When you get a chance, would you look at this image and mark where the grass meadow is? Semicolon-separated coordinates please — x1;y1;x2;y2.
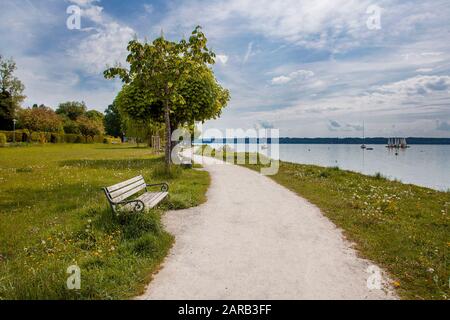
0;144;210;299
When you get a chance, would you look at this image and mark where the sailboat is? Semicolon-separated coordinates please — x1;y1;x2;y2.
361;121;366;149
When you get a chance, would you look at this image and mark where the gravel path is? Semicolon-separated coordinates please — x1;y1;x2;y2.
138;154;396;300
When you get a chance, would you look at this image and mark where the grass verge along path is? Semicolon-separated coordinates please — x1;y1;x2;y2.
0;144;209;299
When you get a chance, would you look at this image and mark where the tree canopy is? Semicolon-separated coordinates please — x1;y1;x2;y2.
0;55;25;130
104;103;123;138
114;67;229;130
104;26;230;167
56;101;87;121
76;115;104;139
18;105;63;133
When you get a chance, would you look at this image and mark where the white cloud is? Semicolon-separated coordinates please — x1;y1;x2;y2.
216;54;229;65
421;52;443;57
375;75;450;96
271;69;314;85
243;42;254;63
416;68;433;73
68;2;135;74
81;5;104;24
271;75;291;85
160;0;375;50
68;0;99;6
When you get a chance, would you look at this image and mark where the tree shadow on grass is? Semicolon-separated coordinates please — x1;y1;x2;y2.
59;158;162;169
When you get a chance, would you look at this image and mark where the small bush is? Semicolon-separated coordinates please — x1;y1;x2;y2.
0;133;6;147
103;137;121;144
30;132;40;142
0;131;12;142
86;136;94;144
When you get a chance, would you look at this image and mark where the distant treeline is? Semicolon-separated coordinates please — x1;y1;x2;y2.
279;137;450;145
199;137;450;145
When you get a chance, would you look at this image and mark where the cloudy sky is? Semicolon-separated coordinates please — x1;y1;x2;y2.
1;0;450;137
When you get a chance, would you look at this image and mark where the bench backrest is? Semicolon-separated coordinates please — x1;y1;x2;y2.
105;175;146;203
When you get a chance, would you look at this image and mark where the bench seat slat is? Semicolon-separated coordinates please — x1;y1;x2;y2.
110;179;146;199
107;175;144;193
113;183;146;202
145;192;168;208
138;192;160;203
121;192;168;211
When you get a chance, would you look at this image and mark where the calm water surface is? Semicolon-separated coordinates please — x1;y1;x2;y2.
206;143;450;191
277;144;450;191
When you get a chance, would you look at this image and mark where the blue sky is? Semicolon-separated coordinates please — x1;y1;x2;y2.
1;0;450;137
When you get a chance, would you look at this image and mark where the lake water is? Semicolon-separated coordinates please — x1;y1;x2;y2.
205;143;450;191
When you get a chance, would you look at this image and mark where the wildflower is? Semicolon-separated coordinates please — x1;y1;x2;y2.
427;268;435;273
41;240;46;245
393;281;400;288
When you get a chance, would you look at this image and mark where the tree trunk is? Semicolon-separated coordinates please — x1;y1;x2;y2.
170;126;177;152
164;99;171;169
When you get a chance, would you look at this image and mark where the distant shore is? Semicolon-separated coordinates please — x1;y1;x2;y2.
198;137;450;145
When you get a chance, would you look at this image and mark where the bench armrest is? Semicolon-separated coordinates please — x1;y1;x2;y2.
115;199;145;213
146;182;169;192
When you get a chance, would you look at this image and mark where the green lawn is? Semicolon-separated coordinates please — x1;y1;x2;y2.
0;144;210;299
200;147;450;300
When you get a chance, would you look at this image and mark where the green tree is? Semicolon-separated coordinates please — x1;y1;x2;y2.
56;101;87;121
76;115;104;141
0;55;26;130
104;103;124;138
86;110;104;122
61;116;80;134
0;91;15;130
18;105;63;133
114;69;229;149
104;27;225;168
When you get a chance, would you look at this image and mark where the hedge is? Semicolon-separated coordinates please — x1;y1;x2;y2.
0;130;118;145
0;130;30;143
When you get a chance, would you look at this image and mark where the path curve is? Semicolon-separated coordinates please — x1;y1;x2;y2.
138;154;396;300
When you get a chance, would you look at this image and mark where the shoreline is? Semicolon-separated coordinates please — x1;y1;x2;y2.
197;143;450;191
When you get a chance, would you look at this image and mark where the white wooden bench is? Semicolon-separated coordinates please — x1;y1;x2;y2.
103;175;169;213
